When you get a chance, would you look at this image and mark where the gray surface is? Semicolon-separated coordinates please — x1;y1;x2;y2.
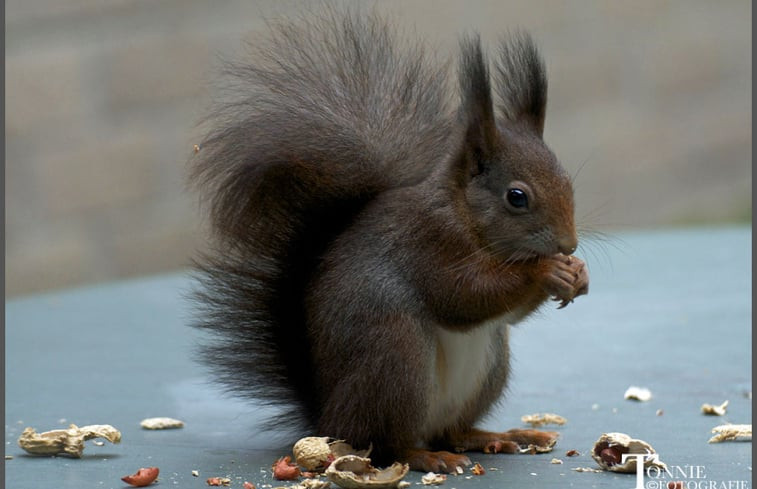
5;226;752;488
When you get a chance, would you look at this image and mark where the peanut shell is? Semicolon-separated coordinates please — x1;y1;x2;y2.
325;455;408;489
591;432;666;473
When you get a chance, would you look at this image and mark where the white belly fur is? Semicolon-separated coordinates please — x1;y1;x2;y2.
422;317;509;439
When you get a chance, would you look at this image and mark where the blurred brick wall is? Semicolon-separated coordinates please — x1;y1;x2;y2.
5;1;751;296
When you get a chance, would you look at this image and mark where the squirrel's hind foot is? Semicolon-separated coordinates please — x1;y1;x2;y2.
400;448;472;474
445;428;559;454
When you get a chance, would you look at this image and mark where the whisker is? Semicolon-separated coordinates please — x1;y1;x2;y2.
576;226;627;271
444;240;503;273
569;151;596;187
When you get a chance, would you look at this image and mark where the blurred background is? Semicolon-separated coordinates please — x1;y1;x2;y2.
5;0;751;297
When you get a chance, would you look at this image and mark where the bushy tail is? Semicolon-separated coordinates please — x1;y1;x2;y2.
189;8;451;430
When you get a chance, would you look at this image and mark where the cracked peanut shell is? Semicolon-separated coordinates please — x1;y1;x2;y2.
18;424;121;457
591;432;666;473
325;455;408;489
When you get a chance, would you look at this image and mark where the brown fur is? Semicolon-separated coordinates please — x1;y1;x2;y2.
190;8;588;472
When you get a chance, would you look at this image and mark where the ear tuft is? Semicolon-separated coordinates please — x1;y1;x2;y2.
458;34;497;155
494;31;548;136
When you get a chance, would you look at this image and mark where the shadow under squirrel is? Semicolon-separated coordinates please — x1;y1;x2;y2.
190;9;589;473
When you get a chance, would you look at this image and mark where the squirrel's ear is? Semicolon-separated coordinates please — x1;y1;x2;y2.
493;31;547;137
456;35;497;181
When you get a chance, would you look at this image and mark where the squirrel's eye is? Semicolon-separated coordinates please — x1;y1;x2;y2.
506;188;528;209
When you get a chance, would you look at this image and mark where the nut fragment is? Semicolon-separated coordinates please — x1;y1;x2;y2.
325;455;409;489
122;467;159;487
299;479;331;489
140;417;184;430
17;424;121;457
550;458;563;464
273;456;303;480
708;424;752;443
471;462;485;475
520;413;567;427
518;441;557;454
206;477;231;486
243;483;256;489
591;433;666;473
624;386;652;402
565;449;580;457
294;437;371;471
294;437;333;470
420;472;446;486
599;447;622;466
701;400;729;416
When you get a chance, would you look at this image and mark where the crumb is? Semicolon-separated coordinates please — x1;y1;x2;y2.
272;456;301;480
121;467;160;487
421;472;446;485
520;413;567;427
140;417;184;430
708;424;752;443
624;386;652;402
701;400;729;416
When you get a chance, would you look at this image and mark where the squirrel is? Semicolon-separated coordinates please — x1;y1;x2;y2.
190;8;589;473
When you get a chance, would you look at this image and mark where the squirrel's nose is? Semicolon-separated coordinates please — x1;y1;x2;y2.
557;235;578;255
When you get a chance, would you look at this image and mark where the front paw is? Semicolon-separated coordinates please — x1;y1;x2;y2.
542;255;589;308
